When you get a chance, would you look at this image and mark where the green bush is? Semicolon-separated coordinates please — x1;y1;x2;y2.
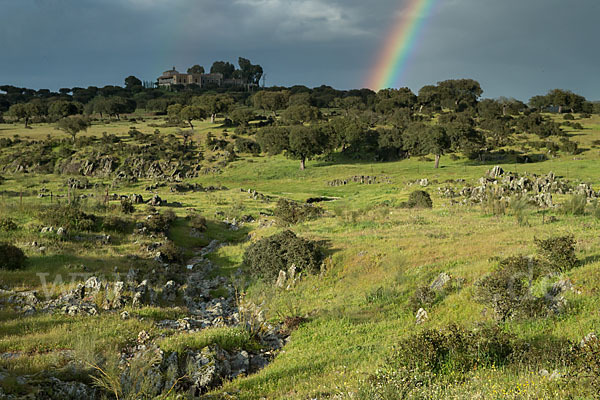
274;198;323;225
187;213;207;232
235;137;261;155
39;204;96;232
402;190;433;209
0;217;18;231
559;138;579;154
535;235;578;272
361;324;518;398
475;256;543;321
120;198;135;214
143;211;176;234
158;240;182;263
0;243;27;270
563;114;575;120
409;285;437;311
243;230;323;280
570;336;600;396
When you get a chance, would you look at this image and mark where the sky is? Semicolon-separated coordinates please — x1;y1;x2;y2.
0;0;598;101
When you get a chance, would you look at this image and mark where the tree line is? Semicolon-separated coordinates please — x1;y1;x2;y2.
1;76;599;169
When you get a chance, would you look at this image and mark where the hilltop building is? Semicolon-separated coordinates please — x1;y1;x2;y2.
157;67;246;88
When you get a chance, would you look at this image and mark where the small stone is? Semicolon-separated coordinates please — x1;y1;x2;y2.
430;272;452;292
137;330;150;344
120;311;130;320
415;308;428;325
275;270;287;288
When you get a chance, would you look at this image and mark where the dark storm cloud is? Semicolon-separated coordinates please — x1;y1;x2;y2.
0;0;598;100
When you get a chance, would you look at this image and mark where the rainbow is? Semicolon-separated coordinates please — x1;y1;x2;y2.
366;0;439;91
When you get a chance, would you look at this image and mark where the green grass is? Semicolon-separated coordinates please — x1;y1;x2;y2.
0;114;600;398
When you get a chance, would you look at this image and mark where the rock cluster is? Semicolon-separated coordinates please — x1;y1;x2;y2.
327;175;392;187
241;188;271;202
170;183;228;193
438;166;599;207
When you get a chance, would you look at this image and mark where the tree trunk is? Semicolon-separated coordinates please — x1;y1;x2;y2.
434;154;441;169
188;121;194;131
211;114;215;123
300;157;306;170
419;105;424;113
558;105;563;114
24;118;29;128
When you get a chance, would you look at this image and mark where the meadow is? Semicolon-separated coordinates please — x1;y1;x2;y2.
0;111;600;399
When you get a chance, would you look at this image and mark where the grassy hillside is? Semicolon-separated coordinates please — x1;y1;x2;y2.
0;113;599;399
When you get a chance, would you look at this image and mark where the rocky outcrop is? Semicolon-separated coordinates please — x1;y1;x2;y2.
439;167;600;207
328;175;392;187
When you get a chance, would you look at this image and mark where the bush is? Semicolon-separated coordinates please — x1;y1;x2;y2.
39;205;96;232
158;240;182;263
475;256;543;321
235;137;261;155
402;190;433;209
0;243;27;270
102;215;130;233
535;235;578;272
187;213;208;232
243;230;323;280
273;198;323;225
563;114;575;120
559;138;579;154
373;324;517;392
120;198;135;214
571;336;600;396
143;212;176;234
0;217;18;231
409;285;436;311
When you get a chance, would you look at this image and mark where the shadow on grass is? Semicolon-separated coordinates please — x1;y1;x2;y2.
580;254;600;266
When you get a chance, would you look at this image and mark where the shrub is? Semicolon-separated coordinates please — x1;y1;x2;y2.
0;243;27;270
102;215;130;233
559;138;579;154
143;212;177;234
39;204;96;232
570;336;600;396
0;217;18;231
120;198;135;214
402;190;433;209
243;230;323;280
273;198;323;225
187;213;208;232
535;235;578;272
385;324;516;383
561;194;587;216
158;240;182;263
475;256;543;321
409;285;437;311
235;137;261;155
563;114;575;120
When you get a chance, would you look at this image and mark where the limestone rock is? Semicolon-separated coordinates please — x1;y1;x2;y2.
430;272;452;292
415;308;428;325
